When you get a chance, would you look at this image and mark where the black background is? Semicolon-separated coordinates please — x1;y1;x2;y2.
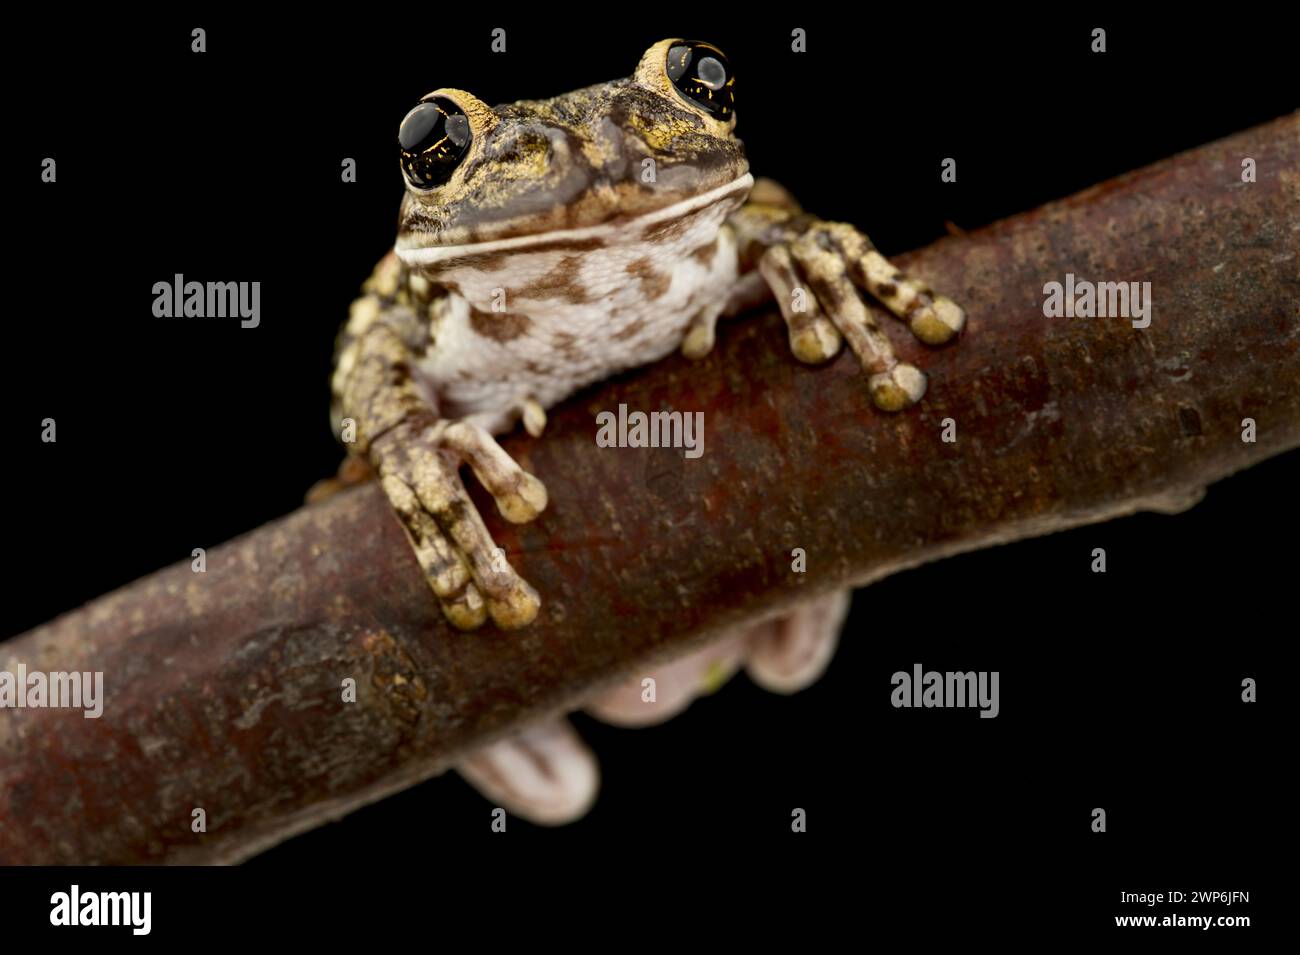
5;10;1291;943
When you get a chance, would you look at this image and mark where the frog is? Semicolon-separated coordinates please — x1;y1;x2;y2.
329;38;966;634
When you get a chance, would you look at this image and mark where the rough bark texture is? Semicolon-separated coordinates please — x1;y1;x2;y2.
2;114;1297;865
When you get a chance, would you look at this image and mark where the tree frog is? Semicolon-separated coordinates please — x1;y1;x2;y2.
330;39;965;633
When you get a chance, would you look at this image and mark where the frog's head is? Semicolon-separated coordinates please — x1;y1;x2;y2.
395;39;751;261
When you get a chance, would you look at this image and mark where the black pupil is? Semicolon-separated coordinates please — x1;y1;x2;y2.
399;98;471;188
666;42;733;120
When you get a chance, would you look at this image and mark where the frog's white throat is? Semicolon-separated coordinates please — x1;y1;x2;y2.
396;173;754;267
408;172;752;422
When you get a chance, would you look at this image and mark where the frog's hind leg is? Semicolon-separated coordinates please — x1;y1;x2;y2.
456;718;600;826
744;589;848;693
583;589;847;726
453;589;847;824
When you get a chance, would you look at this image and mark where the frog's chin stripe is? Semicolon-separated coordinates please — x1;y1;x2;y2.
396;173;754;267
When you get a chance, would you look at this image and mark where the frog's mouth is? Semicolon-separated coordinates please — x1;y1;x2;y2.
396;173;754;268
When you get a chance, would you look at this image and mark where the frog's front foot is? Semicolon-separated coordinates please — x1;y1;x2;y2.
729;186;966;411
765;221;964;410
370;419;547;630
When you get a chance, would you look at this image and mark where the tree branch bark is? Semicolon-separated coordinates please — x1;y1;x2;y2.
2;114;1297;864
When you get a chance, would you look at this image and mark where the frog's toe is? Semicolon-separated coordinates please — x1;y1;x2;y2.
498;472;548;525
680;301;726;359
757;244;843;364
440;582;490;630
909;295;966;345
520;397;547;438
868;363;927;412
439;420;548;525
486;578;541;630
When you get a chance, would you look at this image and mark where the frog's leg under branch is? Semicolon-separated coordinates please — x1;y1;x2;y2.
726;179;966;412
334;263;544;630
456;719;600;826
457;589;847;825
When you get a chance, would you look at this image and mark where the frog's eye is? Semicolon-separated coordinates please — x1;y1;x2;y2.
665;41;734;120
399;97;472;189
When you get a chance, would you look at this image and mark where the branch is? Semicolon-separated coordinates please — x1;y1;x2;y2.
2;115;1297;864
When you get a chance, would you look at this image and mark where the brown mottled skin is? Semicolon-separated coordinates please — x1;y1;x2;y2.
327;39;966;631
